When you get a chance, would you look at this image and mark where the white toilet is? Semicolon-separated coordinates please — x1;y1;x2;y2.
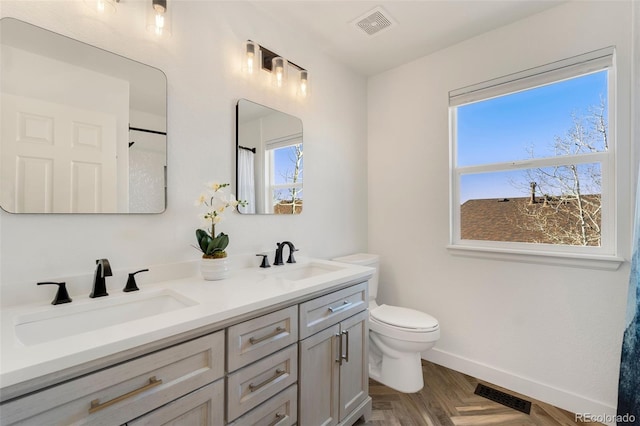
333;253;440;393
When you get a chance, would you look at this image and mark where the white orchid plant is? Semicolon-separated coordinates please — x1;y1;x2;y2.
194;183;247;259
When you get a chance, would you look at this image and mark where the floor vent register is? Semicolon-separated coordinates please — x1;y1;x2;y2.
474;383;532;414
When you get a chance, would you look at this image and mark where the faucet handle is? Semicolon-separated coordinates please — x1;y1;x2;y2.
124;269;149;292
256;254;271;268
37;281;72;305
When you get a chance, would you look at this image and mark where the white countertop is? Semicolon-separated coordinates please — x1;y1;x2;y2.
0;258;373;394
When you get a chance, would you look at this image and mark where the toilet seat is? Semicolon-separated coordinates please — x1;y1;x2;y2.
369;304;440;344
370;304;439;331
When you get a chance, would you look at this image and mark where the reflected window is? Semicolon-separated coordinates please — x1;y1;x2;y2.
267;142;303;214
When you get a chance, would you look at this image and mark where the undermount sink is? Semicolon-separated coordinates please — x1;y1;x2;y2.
14;289;198;346
268;262;347;281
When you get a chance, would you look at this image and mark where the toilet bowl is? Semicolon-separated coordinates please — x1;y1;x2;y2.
333;253;440;393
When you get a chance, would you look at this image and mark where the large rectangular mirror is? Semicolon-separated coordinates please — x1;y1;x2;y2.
236;99;303;214
0;18;167;214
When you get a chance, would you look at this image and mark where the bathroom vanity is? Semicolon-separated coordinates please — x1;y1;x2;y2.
0;258;373;426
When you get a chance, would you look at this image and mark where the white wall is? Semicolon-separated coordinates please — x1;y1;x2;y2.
368;0;636;417
0;1;368;304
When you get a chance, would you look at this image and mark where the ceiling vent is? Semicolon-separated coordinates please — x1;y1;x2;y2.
352;6;396;37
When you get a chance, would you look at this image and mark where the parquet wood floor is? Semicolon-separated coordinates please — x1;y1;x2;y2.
355;360;603;426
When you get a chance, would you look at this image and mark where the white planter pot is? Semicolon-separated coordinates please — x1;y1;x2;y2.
200;257;230;281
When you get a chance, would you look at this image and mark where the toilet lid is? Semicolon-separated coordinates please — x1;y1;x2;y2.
370;304;439;330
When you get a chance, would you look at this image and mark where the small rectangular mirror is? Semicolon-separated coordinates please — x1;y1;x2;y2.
0;18;167;214
236;99;303;214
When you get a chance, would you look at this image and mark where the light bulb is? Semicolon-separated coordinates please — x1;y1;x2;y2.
271;57;287;88
247;54;254;74
298;70;309;98
147;0;170;36
154;12;165;35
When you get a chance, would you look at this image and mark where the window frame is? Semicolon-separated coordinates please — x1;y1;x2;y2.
448;47;623;269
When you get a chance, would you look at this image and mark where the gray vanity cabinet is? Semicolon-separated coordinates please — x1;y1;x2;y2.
0;281;371;426
0;332;225;426
298;283;370;426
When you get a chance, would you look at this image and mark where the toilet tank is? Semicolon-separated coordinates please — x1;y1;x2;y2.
332;253;380;300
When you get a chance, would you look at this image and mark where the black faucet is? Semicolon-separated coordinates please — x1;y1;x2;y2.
90;259;112;298
274;241;298;266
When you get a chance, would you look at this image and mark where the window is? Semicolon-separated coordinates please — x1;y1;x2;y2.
449;47;617;261
265;139;303;214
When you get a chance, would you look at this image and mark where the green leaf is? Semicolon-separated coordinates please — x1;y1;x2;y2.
196;229;212;253
210;232;229;252
206;239;219;254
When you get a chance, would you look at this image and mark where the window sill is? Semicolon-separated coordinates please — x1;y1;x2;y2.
446;244;625;271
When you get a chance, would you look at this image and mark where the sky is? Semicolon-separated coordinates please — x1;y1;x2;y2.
274;144;303;187
456;70;608;203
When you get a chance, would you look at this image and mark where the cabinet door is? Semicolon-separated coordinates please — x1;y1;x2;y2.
127;380;224;426
299;324;340;426
338;310;369;422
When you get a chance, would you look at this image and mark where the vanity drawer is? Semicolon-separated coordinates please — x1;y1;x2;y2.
127;379;224;425
299;282;368;339
228;305;298;372
228;384;297;426
1;332;224;426
227;344;298;422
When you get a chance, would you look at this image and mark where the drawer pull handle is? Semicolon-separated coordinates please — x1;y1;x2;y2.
342;330;350;363
249;369;286;392
335;333;343;365
89;376;162;414
328;300;353;313
268;412;286;426
249;326;285;345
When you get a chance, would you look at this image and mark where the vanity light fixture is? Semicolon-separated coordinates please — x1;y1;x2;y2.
243;40;310;98
243;40;261;75
147;0;171;36
84;0;118;14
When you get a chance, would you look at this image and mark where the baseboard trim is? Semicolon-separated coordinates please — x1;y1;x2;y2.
423;348;617;425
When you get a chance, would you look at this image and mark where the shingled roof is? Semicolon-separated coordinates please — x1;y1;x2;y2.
460;194;601;246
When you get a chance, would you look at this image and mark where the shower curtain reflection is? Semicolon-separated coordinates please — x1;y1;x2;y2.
238;146;256;214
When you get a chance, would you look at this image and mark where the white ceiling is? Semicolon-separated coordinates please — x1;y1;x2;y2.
249;1;565;76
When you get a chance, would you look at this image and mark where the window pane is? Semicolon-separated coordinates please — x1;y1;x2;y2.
460;164;601;246
273;144;303;185
271;143;303;214
456;71;608;167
